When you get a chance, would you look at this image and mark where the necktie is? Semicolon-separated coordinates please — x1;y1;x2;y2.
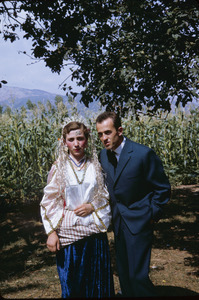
110;151;117;172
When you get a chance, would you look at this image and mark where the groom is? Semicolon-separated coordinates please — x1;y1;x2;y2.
96;111;171;297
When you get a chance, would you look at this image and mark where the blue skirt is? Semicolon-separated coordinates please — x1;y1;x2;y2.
56;232;115;298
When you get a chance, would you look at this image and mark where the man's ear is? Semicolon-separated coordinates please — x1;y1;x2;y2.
117;126;123;136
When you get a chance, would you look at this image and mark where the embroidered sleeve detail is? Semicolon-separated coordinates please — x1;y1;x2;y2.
90;195;111;232
40;164;65;235
92;211;107;232
41;203;64;234
94;202;109;212
90;202;95;212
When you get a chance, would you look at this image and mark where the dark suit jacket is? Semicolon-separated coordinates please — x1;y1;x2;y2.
100;138;171;235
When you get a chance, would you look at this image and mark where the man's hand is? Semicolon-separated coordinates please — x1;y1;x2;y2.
47;231;60;252
74;203;94;217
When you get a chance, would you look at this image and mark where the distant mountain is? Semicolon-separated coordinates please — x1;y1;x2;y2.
0;85;198;115
0;85;100;114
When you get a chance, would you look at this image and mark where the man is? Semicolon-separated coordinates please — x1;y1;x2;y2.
96;111;171;297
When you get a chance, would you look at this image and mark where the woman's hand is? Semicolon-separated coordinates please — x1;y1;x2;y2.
47;231;60;252
74;203;94;217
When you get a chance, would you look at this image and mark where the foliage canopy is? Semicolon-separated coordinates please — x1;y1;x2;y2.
1;0;199;115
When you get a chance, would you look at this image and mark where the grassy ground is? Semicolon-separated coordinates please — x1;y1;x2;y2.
0;184;199;298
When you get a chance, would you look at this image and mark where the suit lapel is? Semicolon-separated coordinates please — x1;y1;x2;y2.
114;138;134;184
101;149;115;184
103;138;134;183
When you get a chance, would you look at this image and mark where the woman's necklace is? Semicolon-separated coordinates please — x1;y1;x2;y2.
69;155;86;171
68;156;88;184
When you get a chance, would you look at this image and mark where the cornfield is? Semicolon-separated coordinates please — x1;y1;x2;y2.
0;99;198;207
122;108;199;186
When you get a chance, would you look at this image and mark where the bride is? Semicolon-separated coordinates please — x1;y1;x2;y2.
40;120;114;298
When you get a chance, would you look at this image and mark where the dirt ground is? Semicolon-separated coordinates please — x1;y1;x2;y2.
0;184;199;299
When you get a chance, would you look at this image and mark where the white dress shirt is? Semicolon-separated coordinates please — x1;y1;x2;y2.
113;136;126;162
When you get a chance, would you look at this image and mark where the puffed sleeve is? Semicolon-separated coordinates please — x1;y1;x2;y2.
40;163;65;235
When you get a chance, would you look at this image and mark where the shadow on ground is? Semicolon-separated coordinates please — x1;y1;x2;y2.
0;202;56;281
153;185;199;269
156;285;199;297
1;184;199;297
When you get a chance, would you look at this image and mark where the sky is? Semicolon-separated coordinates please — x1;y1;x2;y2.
0;30;81;96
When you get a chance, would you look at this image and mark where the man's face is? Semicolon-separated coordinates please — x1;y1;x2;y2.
96;118;123;151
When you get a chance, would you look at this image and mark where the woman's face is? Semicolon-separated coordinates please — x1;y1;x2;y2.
64;129;87;160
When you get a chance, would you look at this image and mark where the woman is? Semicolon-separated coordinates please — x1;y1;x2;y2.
40;120;114;298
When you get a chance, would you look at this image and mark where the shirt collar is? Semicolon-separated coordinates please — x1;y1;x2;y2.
113;136;126;157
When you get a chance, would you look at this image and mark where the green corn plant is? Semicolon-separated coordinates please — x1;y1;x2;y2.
0;103;198;207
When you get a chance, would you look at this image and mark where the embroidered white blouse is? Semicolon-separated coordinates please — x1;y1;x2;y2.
40;159;112;246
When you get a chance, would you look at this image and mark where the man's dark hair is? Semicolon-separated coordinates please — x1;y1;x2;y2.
96;111;121;130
